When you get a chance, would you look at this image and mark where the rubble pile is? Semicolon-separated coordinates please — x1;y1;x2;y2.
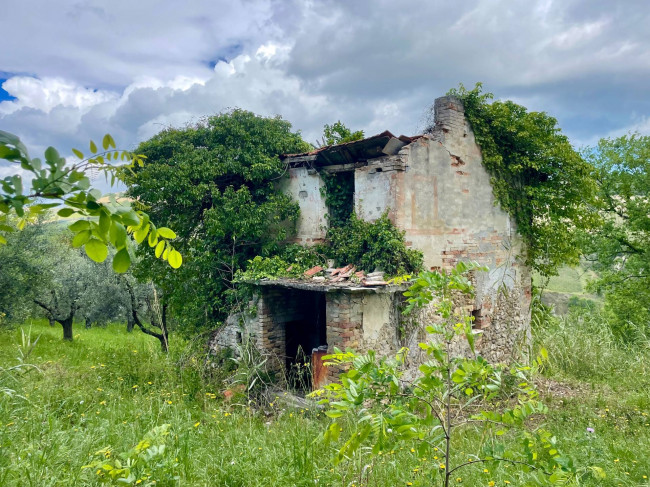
303;265;387;287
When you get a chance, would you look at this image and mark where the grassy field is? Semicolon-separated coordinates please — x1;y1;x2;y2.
1;319;649;486
535;266;598;295
533;265;601;315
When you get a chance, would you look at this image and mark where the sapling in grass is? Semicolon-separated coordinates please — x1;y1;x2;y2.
315;261;600;486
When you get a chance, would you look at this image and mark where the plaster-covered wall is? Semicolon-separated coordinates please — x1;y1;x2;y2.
354;156;402;222
354;97;531;363
279;166;328;244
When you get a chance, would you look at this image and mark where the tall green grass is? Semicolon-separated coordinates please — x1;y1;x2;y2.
0;318;649;486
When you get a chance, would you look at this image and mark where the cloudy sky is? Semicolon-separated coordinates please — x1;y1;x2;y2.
2;0;650;167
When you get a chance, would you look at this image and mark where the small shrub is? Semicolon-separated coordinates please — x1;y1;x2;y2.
83;424;179;486
315;262;595;486
325;212;423;276
236;245;327;281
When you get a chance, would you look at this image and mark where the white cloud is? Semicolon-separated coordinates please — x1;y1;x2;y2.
0;0;649;163
0;77;118;115
550;19;609;49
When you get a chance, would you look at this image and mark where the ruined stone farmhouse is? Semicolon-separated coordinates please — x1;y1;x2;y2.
212;96;532;388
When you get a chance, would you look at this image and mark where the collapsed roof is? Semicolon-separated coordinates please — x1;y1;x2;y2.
282;131;422;167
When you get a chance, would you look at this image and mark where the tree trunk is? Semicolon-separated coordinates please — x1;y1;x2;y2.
126;315;135;333
125;280;168;352
85;316;92;329
34;297;79;341
61;317;74;340
158;333;168;352
48;315;55;327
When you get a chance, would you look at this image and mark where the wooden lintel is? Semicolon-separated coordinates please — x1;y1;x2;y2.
321;161;367;173
286;155;318;164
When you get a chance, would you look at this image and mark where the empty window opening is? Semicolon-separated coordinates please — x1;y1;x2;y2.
471;308;485;329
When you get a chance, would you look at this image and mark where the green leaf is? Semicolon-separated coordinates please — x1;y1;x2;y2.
44;146;60;163
102;134;111;151
109;222;127;248
98;211;110;235
90;140;97;153
148;228;158;247
112;248;131;273
120;210;140;227
76;177;91;190
72;230;91;248
155;240;165;258
69;220;91;232
157;227;176;239
0;235;6;245
85;238;108;263
134;224;150;244
57;208;76;218
72;148;84;159
168;249;182;268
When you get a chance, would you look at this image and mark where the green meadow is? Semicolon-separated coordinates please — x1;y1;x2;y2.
1;317;649;487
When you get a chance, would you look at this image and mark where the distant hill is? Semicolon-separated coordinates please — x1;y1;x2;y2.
534;265;600;315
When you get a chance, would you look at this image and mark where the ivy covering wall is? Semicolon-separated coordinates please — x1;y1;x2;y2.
447;84;599;276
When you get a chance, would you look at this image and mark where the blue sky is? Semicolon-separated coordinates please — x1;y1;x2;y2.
0;78;16;102
1;0;649;172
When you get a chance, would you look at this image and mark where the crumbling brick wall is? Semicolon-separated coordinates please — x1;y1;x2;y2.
213;94;532;384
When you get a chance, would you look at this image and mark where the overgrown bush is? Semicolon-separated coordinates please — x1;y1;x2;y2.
445;83;598;277
326;212;423;276
235;244;327;281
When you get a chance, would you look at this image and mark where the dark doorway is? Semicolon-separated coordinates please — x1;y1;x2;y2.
284;290;327;391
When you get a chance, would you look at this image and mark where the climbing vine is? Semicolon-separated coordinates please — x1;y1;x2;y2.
446;83;599;276
320;171;355;228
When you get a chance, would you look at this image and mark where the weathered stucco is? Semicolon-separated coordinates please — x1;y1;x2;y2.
278;166;328;244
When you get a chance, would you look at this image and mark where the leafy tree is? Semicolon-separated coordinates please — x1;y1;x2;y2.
124;109;311;332
582;134;650;341
320;121;364;146
0;131;180;272
26;228;98;339
0;215;48;324
445;84;599;277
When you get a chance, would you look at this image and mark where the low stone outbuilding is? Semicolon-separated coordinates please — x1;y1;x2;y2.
211;96;532;388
